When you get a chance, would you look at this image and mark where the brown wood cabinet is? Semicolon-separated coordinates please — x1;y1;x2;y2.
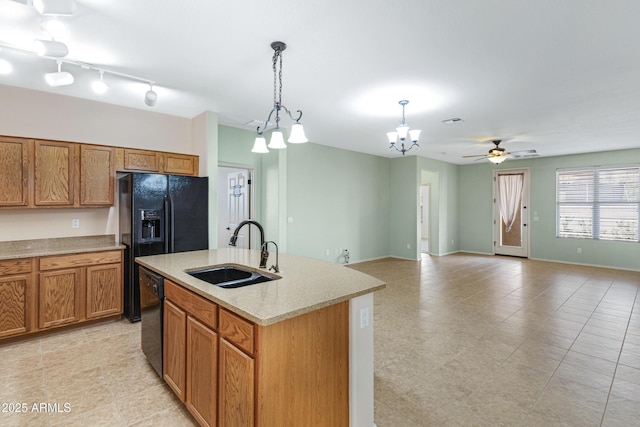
162;278;349;427
116;147;199;176
0;135;200;209
34;140;75;207
0;258;35;338
0;136;30;207
38;267;82;329
85;263;122;319
79;144;115;207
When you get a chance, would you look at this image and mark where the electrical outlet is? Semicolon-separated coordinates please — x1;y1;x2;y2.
406;243;411;249
360;307;369;328
72;219;80;228
577;248;582;254
325;249;330;256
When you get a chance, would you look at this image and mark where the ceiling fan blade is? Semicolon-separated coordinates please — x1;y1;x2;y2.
462;154;488;158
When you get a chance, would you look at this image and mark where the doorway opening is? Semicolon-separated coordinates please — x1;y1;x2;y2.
217;165;255;249
493;168;530;258
420;185;430;253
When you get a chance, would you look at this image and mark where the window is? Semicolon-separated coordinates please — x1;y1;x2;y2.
556;166;640;242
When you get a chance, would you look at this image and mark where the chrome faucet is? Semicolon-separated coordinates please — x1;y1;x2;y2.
262;241;280;273
229;220;269;269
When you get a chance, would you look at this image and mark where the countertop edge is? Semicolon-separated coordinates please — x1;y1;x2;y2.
135;255;386;326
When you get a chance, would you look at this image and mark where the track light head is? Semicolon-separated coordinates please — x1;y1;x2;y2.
34;39;69;57
45;60;73;87
144;84;157;107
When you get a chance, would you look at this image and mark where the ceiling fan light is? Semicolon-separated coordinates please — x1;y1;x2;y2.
251;135;269;153
287;123;308;143
34;39;68;57
45;70;74;87
396;125;410;141
409;129;421;143
488;155;507;164
33;0;77;16
268;130;287;149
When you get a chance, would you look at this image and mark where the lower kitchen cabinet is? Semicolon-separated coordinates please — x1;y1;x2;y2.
163;299;187;401
161;278;349;427
38;268;81;329
186;316;218;427
0;258;35;338
218;337;254;427
0;249;123;342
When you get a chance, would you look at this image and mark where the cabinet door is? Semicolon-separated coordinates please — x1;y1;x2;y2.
186;316;218;427
39;268;81;329
116;148;160;172
164;299;187;402
219;338;254;427
80;145;115;206
0;136;30;207
0;273;34;338
86;263;122;319
162;153;198;176
34;140;75;207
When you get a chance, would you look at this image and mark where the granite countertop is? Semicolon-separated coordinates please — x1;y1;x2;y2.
136;248;386;326
0;235;124;260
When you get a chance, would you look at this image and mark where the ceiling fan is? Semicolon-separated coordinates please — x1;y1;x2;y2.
463;139;537;164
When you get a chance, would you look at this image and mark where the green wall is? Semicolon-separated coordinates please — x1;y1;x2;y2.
286;143;391;262
458;148;640;270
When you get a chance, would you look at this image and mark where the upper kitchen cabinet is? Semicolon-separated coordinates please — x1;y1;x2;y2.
79;145;115;206
0;136;31;207
34;140;75;207
116;148;199;176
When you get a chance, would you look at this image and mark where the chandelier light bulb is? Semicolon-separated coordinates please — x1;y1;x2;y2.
287;123;308;143
268;129;287;149
251;135;269;153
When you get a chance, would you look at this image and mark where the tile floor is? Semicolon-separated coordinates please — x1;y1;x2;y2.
349;253;640;426
1;253;639;426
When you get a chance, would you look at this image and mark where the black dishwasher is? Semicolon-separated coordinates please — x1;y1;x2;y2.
139;266;164;377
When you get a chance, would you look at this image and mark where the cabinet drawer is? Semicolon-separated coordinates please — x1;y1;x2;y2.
165;279;217;330
0;258;33;275
39;250;122;271
219;308;255;355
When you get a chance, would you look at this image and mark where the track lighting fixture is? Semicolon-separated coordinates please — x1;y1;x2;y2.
144;83;157;107
0;59;12;75
33;0;77;16
34;39;68;57
44;60;73;87
92;70;108;94
251;41;308;154
41;18;70;40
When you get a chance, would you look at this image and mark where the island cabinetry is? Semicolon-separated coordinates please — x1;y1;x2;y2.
0;136;31;207
38;250;123;329
116;148;199;176
0;258;35;338
164;279;218;427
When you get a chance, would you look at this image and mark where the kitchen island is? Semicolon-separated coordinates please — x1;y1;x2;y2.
136;248;385;427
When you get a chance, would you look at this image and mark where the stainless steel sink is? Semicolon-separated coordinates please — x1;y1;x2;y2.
186;265;278;288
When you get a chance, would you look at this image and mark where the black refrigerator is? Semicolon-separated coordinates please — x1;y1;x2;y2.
119;173;209;322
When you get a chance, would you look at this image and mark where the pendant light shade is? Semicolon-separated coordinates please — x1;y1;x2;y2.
268;130;287;149
288;123;308;143
251;135;269;153
253;41;308;153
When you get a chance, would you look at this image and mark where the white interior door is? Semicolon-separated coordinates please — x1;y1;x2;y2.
217;167;251;249
420;185;430;253
493;168;530;257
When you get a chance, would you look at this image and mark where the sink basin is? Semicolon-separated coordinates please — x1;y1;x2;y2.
186;265;277;288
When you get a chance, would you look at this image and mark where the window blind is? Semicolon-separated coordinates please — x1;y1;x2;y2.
556;166;639;242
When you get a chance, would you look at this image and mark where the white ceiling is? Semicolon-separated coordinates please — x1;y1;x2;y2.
2;0;640;164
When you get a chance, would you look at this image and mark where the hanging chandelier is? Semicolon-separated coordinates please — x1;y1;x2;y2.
251;41;308;153
386;100;421;155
